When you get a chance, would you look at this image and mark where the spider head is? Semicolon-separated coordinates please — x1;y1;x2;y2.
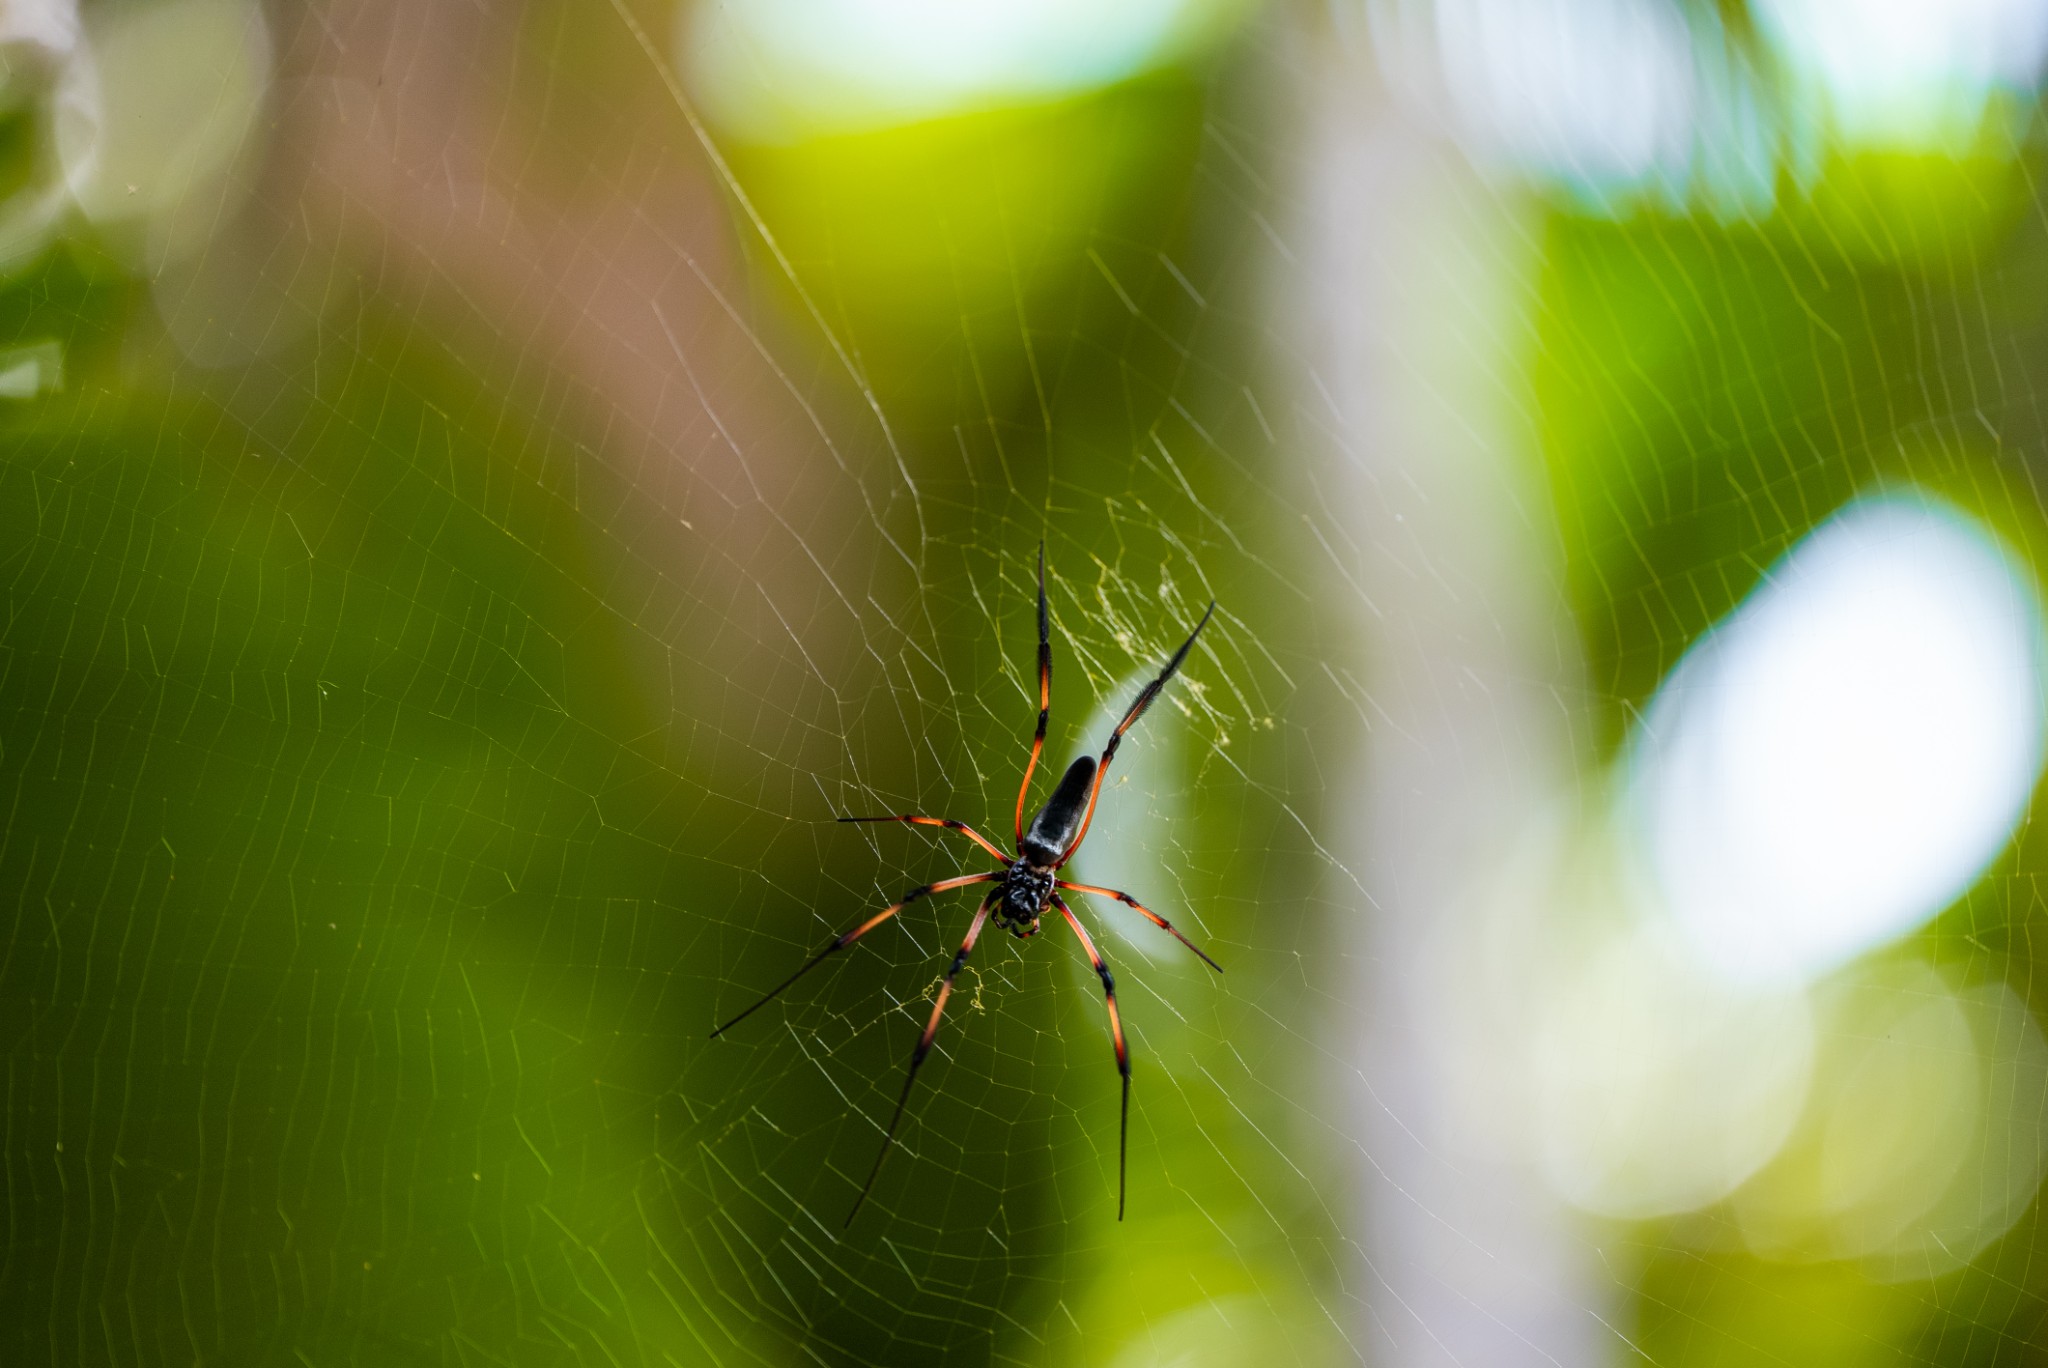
995;864;1052;937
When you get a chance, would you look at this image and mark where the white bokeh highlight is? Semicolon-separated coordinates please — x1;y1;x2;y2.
55;0;271;269
1733;963;2048;1275
682;0;1240;142
1527;913;1816;1219
1430;0;1694;195
1373;0;2048;221
1631;493;2047;986
1753;0;2048;148
1370;0;1804;219
1450;813;1815;1221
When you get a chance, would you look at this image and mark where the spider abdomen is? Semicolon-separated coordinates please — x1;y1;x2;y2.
1020;755;1096;865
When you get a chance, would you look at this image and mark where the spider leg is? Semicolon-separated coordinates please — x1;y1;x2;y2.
1057;600;1215;867
709;873;1002;1039
1056;881;1223;974
1015;543;1052;848
846;892;997;1226
1053;894;1130;1220
837;814;1012;865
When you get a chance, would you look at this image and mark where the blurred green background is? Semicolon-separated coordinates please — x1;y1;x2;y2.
9;0;2048;1365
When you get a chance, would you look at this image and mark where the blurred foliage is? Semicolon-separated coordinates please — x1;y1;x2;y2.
0;256;714;1359
1535;89;2048;1366
1535;138;2048;757
722;73;1208;417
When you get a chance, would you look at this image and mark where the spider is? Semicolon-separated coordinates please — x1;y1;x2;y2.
711;548;1222;1225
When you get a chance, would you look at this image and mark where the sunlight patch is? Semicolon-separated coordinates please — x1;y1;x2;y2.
1732;962;2048;1277
0;340;62;399
681;0;1244;142
1429;0;1693;201
1527;912;1815;1219
56;0;271;268
1628;493;2047;987
1753;0;2048;150
1370;0;2048;217
1454;813;1816;1220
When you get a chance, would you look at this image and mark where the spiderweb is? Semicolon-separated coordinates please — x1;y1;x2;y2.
7;1;2048;1366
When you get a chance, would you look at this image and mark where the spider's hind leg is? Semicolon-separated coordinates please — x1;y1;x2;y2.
845;891;999;1226
1053;894;1130;1219
1056;880;1222;974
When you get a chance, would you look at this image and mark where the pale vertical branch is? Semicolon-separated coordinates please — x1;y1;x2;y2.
1293;27;1616;1367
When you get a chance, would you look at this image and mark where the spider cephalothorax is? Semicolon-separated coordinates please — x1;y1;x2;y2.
711;547;1221;1225
994;862;1052;937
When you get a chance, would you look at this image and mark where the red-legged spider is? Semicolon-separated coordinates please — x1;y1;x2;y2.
711;548;1221;1225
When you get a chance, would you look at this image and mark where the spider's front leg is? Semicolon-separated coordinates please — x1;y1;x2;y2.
1015;542;1053;847
709;872;1002;1039
836;814;1013;865
1056;600;1215;867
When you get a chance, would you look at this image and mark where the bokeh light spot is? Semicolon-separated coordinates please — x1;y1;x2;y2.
1429;0;1693;196
1734;963;2048;1274
1753;0;2048;149
1631;493;2046;986
682;0;1242;142
56;0;271;267
1528;913;1814;1220
1455;813;1815;1220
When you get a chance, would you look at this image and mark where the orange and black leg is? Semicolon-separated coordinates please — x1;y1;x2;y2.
1015;543;1053;847
1053;894;1131;1219
709;873;1002;1039
1057;600;1215;866
846;892;997;1225
837;814;1013;866
1056;881;1223;974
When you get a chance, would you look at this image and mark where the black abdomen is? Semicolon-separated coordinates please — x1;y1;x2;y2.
1020;756;1096;864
